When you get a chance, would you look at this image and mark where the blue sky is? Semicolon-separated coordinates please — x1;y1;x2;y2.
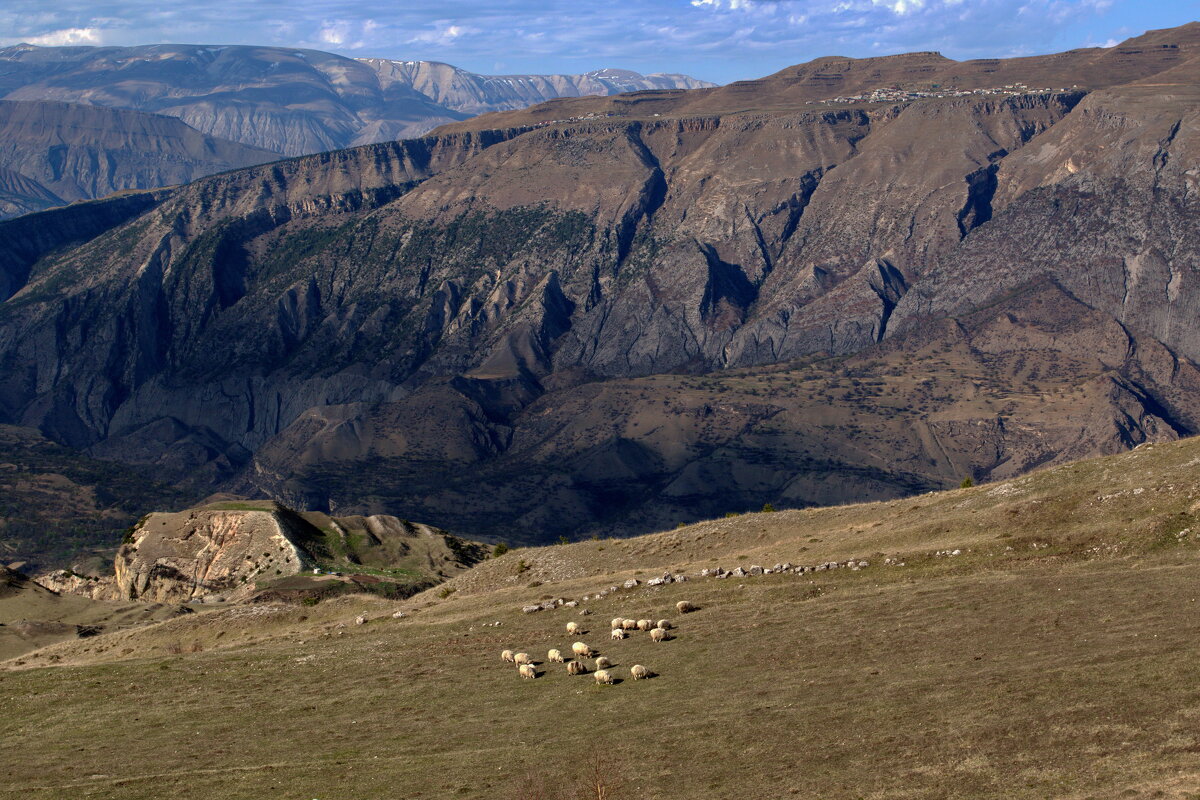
1;1;1197;83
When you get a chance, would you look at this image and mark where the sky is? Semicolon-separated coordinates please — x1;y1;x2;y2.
1;0;1198;84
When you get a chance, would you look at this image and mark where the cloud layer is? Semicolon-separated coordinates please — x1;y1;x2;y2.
0;0;1185;83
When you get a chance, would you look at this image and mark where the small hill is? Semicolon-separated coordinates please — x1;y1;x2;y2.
4;436;1200;798
63;499;488;605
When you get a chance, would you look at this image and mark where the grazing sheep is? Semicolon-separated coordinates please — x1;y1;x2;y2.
621;619;638;631
630;664;650;680
567;660;587;675
548;648;565;663
572;641;593;658
514;652;532;666
637;619;653;631
676;600;696;613
611;618;624;630
594;669;614;685
611;628;627;641
501;649;515;663
595;656;612;669
519;664;537;679
650;627;668;643
566;621;580;635
656;619;672;630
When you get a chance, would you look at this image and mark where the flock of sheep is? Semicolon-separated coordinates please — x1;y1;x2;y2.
501;600;697;685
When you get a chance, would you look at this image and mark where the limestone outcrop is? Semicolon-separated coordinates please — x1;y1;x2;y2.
114;503;312;604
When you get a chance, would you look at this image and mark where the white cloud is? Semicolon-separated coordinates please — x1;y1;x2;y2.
24;27;103;46
872;0;925;13
406;21;472;47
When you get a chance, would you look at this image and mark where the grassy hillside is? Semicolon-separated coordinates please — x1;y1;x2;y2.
3;437;1200;798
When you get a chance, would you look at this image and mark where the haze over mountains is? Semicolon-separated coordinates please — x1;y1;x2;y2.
0;43;715;156
4;24;1200;566
0;43;713;221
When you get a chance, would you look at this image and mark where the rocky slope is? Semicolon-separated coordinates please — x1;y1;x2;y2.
3;26;1200;552
0;44;712;157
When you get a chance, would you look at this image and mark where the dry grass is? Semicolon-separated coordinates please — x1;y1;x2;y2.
3;438;1200;798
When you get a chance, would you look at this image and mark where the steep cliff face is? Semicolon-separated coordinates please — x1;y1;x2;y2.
3;29;1200;548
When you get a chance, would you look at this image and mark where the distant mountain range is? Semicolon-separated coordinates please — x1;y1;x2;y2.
0;44;715;156
0;43;714;220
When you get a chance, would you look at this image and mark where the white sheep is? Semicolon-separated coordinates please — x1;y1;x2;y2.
676;600;696;613
501;649;515;662
572;641;593;658
611;628;627;641
611;618;624;629
594;669;614;685
656;619;672;630
514;652;532;666
637;619;653;631
621;618;638;631
595;656;612;669
566;621;581;635
519;663;537;679
548;648;565;663
567;659;587;675
650;627;668;643
630;664;650;680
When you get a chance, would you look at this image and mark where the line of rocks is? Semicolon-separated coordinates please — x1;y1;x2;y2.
519;559;888;614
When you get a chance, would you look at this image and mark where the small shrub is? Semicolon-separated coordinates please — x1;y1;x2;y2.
301;596;320;606
557;536;570;546
438;586;457;599
516;559;530;575
960;477;975;488
761;503;776;513
492;542;510;558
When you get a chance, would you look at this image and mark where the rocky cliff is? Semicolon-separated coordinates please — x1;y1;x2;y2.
3;26;1200;551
